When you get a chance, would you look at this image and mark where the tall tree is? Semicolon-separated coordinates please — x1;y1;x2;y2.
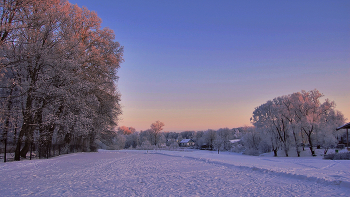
251;89;345;157
0;0;123;160
150;121;164;145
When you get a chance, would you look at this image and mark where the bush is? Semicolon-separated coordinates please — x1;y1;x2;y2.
230;143;244;153
324;152;350;160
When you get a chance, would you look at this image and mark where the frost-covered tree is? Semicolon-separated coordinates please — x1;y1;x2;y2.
291;90;337;156
241;127;262;156
203;129;216;150
164;131;178;146
317;109;346;154
251;89;346;157
180;131;195;139
0;0;123;160
125;132;139;149
213;135;224;154
113;133;125;150
216;128;233;151
251;101;282;156
193;130;204;148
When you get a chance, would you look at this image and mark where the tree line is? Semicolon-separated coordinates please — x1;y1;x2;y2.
0;0;123;161
106;90;346;157
99;120;247;153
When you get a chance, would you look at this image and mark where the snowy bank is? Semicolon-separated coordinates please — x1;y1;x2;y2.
142;149;350;188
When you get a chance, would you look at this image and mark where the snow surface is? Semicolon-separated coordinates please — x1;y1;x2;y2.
0;150;349;196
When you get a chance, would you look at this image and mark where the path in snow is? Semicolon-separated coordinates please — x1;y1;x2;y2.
0;150;349;196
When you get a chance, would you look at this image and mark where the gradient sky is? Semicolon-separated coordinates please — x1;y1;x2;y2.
69;0;350;132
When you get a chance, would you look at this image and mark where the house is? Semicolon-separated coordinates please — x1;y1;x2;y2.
179;139;195;147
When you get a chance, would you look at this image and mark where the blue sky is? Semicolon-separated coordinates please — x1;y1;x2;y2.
69;0;350;132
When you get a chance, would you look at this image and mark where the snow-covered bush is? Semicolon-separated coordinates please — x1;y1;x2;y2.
230;143;244;153
136;140;154;150
169;142;179;150
324;152;350;160
241;127;265;155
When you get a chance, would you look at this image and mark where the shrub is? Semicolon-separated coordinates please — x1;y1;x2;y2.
324;152;350;160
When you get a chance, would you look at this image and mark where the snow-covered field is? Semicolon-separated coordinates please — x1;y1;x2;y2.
0;150;349;196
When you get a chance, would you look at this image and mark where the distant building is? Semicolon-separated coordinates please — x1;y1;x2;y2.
337;122;350;150
179;139;195;147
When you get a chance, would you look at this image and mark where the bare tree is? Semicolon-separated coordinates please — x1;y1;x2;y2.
150;121;164;146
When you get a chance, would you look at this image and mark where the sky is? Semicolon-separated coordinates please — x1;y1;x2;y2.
69;0;350;132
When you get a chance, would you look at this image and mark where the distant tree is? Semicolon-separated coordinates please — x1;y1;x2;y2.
213;135;223;154
180;131;195;139
140;140;153;150
139;130;152;145
241;127;262;155
157;133;166;147
113;134;126;150
118;126;136;135
216;128;233;151
164;131;178;146
125;132;139;149
149;121;164;145
194;131;204;148
203;129;216;150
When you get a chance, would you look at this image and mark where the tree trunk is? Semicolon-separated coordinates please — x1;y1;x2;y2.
284;145;289;157
273;149;278;157
308;135;315;156
30;142;33;160
291;128;301;157
303;126;315;156
3;117;9;162
20;138;30;158
324;147;329;155
15;90;35;160
14;129;24;161
4;137;7;163
3;88;13;162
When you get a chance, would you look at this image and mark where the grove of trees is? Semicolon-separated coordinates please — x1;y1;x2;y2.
248;89;346;157
0;0;123;161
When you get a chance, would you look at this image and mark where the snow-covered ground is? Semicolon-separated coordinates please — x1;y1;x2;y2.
0;150;349;196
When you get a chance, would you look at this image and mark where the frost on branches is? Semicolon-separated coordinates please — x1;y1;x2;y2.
248;89;346;157
0;0;123;161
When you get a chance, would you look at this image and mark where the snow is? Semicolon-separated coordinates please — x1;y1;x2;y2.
179;139;192;143
336;122;350;130
229;139;241;143
0;150;349;196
